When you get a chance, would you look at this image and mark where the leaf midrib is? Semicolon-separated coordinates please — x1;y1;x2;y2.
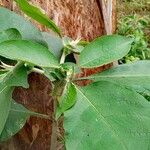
76;75;150;81
74;85;128;150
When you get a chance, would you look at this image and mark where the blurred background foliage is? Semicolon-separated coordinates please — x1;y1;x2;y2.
117;0;150;63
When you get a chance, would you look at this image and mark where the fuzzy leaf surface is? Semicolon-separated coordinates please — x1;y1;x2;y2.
80;61;150;94
0;100;32;141
0;87;13;136
0;40;59;68
64;82;150;150
79;35;133;68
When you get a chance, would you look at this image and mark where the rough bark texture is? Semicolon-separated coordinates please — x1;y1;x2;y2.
0;0;116;149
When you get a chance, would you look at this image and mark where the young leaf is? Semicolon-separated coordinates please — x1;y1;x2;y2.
0;28;21;43
0;7;43;43
56;82;77;119
79;61;150;94
15;0;61;36
64;82;150;150
79;35;133;68
0;100;31;141
42;32;63;59
61;62;81;75
0;40;59;68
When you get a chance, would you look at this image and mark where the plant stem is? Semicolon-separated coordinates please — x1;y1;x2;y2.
50;98;57;150
60;51;66;64
0;61;14;69
32;67;44;74
50;80;66;150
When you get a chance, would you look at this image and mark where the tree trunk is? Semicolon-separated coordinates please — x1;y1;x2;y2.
0;0;116;149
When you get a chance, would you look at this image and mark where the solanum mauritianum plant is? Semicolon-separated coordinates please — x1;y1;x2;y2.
0;0;150;149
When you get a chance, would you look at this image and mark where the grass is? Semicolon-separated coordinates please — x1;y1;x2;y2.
117;0;150;63
117;0;150;18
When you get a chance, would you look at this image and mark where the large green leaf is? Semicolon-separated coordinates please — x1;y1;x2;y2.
78;61;150;94
15;0;61;36
0;100;32;141
0;40;59;68
0;99;50;141
0;8;61;57
0;7;43;43
79;35;133;68
0;28;21;43
42;32;63;59
64;82;150;150
0;87;13;135
56;82;77;119
0;63;28;136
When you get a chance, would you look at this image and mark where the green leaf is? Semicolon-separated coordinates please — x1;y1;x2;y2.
79;35;133;68
64;82;150;150
3;66;29;89
0;28;22;43
0;63;28;136
0;87;13;135
61;62;80;75
80;61;150;94
43;68;65;81
0;99;50;141
15;0;61;36
0;7;43;43
0;63;29;89
56;82;77;119
43;68;56;81
42;32;63;58
0;100;31;141
0;40;59;68
62;36;84;54
0;70;8;76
